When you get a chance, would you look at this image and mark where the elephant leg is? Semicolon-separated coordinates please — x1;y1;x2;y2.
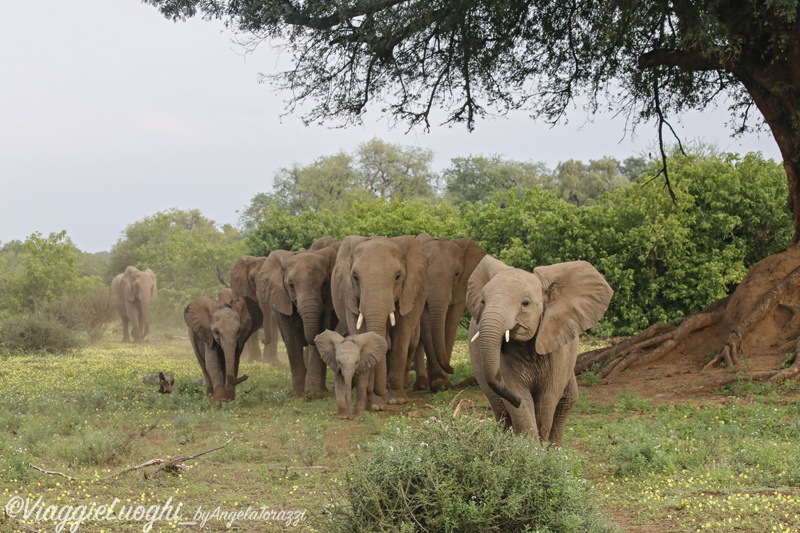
304;345;327;399
384;320;414;405
261;313;281;366
121;316;130;343
354;373;368;416
333;373;349;419
428;305;463;391
412;342;429;390
126;301;142;342
547;374;578;445
283;330;307;398
504;384;538;438
366;367;386;411
242;333;261;363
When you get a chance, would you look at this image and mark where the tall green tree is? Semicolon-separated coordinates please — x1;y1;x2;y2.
443;155;551;204
555;157;630;206
354;138;437;201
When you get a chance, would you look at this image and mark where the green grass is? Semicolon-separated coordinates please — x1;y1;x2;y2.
0;336;798;532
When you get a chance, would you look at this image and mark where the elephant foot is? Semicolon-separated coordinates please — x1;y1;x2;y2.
430;377;453;392
289;388;305;398
304;389;326;400
414;375;430;391
368;394;387;411
384;389;408;405
336;408;351;419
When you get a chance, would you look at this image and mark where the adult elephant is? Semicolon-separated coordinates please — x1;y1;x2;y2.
230;255;280;365
413;234;486;392
332;235;428;407
257;247;338;398
185;295;262;405
466;256;613;443
111;266;157;343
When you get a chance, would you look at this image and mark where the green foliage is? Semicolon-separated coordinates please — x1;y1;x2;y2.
443;155;553;205
108;208;246;319
0;312;81;353
555;157;631;207
334;407;613;533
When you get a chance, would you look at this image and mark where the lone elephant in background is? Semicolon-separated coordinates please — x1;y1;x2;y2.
315;330;388;419
257;246;338;398
413;234;486;392
111;266;157;343
185;295;263;405
332;235;428;408
466;256;613;443
230;255;280;365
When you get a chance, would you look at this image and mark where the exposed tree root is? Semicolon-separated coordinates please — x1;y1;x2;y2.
576;248;800;387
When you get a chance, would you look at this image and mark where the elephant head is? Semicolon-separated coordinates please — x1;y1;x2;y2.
333;235;428;336
230;255;265;299
111;266;157;342
417;235;485;375
315;330;388;419
309;236;341;252
261;248;337;346
466;256;613;408
184;295;263;405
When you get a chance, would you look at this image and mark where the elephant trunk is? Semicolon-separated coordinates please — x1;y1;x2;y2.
359;282;393;337
478;310;521;408
222;340;238;401
427;300;453;374
343;372;354;418
297;299;323;346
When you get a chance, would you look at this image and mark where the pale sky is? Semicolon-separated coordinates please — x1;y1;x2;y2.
0;0;781;253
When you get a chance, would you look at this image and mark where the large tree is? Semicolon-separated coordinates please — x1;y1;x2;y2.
145;0;800;382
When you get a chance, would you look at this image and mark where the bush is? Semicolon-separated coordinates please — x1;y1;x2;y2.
332;407;612;533
0;312;81;353
40;287;117;341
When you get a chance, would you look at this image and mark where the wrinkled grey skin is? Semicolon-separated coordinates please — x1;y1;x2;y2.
257;247;338;399
111;266;157;343
466;256;613;443
315;331;387;419
332;235;428;409
230;255;280;365
185;295;263;405
412;234;485;392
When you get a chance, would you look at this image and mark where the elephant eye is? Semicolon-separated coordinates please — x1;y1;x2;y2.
454;271;461;278
352;273;359;283
522;299;531;307
288;281;295;289
395;272;402;281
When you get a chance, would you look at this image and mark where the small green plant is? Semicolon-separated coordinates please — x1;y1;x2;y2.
332;406;613;533
579;370;603;387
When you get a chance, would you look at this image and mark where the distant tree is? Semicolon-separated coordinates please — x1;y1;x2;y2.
270;151;361;214
354;138;437;201
618;156;649;181
443;155;551;204
555;157;630;206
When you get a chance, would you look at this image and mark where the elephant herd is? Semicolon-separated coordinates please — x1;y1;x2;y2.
114;235;613;443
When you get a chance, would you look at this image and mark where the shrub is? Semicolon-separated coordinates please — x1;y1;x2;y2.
0;312;81;353
332;407;613;533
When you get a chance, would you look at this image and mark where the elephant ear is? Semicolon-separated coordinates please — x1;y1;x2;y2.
184;296;219;347
144;269;157;300
230;256;253;297
123;266;139;302
454;238;487;300
352;332;388;374
533;261;614;355
395;236;428;316
333;236;366;317
262;251;293;316
314;330;344;373
232;295;263;350
466;255;512;321
416;233;435;245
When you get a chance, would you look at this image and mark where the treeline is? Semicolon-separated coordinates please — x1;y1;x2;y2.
0;142;791;351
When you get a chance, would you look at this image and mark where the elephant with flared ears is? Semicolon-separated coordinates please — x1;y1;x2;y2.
185;295;263;405
466;256;613;442
230;255;280;365
111;266;157;343
257;247;339;398
315;330;388;419
412;234;486;392
332;235;428;408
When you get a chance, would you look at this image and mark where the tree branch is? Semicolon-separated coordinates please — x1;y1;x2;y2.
638;48;735;72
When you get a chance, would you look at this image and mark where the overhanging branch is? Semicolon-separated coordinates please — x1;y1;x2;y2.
639;48;735;72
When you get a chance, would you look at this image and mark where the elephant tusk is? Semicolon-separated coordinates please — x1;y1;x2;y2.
357;313;364;330
470;331;480;342
389;311;396;327
505;330;510;343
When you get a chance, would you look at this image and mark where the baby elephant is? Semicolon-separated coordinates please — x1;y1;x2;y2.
185;295;263;405
314;330;388;419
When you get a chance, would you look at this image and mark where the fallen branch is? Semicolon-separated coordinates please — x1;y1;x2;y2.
30;437;234;482
2;512;43;533
264;465;330;470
